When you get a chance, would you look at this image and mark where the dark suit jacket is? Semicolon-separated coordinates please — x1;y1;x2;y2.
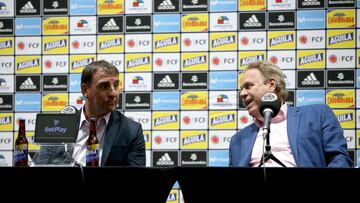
36;110;145;166
229;104;353;167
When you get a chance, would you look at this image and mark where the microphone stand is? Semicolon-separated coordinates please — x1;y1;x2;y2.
258;125;286;167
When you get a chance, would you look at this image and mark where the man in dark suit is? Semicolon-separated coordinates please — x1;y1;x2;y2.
37;60;145;166
229;61;353;167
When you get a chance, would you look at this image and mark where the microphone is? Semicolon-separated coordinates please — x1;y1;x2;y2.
60;105;81;166
60;105;79;114
259;93;281;135
60;106;84;183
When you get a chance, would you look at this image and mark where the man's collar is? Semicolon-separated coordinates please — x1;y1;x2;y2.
79;107;87;129
254;102;288;128
79;107;111;129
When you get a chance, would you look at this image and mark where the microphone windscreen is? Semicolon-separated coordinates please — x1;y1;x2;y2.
60;105;79;114
259;93;281;117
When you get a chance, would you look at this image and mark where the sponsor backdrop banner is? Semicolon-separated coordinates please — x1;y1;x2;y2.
0;0;359;201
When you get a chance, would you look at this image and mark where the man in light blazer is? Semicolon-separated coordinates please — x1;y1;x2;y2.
38;60;145;166
229;61;353;167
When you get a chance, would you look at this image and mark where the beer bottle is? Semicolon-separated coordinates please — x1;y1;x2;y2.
86;118;99;167
14;119;28;166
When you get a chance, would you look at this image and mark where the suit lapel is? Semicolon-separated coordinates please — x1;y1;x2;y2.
243;125;258;165
101;111;120;166
287;105;301;165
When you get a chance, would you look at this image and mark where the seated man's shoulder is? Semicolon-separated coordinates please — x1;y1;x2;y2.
297;103;330;111
113;110;141;127
231;123;256;140
295;104;335;118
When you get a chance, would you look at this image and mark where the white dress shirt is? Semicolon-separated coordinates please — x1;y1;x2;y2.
72;108;111;166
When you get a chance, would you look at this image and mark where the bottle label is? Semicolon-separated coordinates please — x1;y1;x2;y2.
14;144;28;162
86;144;99;164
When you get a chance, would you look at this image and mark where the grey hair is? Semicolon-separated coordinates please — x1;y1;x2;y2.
244;60;288;101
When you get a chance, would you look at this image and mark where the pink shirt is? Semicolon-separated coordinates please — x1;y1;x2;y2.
250;103;297;167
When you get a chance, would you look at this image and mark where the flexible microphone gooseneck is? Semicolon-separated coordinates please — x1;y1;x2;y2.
257;92;286;170
258;93;281;136
60;105;80;166
60;105;84;185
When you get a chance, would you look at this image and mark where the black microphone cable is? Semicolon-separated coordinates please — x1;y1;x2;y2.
63;143;85;186
261;130;267;184
60;105;84;186
258;92;281;184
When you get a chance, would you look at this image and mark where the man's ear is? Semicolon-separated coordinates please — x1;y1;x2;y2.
268;78;276;91
81;83;88;97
